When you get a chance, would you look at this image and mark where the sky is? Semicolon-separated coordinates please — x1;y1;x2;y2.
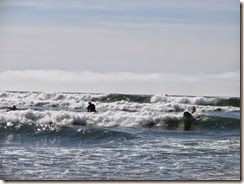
0;0;240;97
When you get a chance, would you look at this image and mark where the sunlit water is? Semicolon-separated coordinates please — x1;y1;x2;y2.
0;91;240;180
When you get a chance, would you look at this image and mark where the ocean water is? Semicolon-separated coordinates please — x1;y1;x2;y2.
0;91;240;180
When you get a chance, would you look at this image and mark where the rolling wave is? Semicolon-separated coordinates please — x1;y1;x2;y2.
0;108;240;136
0;91;240;136
0;91;240;108
0;121;135;141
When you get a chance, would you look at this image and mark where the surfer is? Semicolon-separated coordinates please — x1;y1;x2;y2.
192;106;196;114
183;106;196;118
7;105;17;111
183;106;196;130
87;102;96;112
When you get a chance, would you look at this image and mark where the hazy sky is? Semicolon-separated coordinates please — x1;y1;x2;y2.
0;0;240;96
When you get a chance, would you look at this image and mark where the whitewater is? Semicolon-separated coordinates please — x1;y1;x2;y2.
0;91;240;180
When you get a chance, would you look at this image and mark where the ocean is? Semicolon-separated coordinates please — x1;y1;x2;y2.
0;91;240;180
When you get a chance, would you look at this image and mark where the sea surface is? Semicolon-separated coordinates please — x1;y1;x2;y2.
0;91;240;180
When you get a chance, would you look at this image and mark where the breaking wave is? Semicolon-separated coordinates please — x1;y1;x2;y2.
0;91;240;138
0;108;240;134
0;91;240;109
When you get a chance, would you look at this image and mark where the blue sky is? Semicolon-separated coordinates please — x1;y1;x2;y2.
0;0;240;96
0;0;239;27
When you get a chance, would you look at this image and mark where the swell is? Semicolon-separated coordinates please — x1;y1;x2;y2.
150;95;240;107
196;115;240;130
0;121;135;141
0;113;240;137
0;91;240;108
216;98;240;107
102;93;151;103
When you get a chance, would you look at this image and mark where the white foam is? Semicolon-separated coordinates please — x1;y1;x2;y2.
0;91;110;109
151;94;220;105
0;91;240;128
0;108;185;128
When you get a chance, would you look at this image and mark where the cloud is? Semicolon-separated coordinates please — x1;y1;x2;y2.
0;70;165;82
0;70;240;97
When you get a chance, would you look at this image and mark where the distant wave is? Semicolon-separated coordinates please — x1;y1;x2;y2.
150;94;240;107
0;91;240;108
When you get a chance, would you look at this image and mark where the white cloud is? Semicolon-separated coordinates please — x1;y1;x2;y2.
0;70;240;97
0;70;160;82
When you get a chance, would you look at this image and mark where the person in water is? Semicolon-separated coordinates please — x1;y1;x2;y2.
87;102;96;112
191;106;196;114
183;106;196;118
183;106;196;130
8;105;17;111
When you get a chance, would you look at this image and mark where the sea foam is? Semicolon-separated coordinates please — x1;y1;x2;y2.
0;91;240;129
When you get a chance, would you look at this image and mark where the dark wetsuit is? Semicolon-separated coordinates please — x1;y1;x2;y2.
183;111;195;130
8;105;17;110
87;103;96;112
183;111;193;118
